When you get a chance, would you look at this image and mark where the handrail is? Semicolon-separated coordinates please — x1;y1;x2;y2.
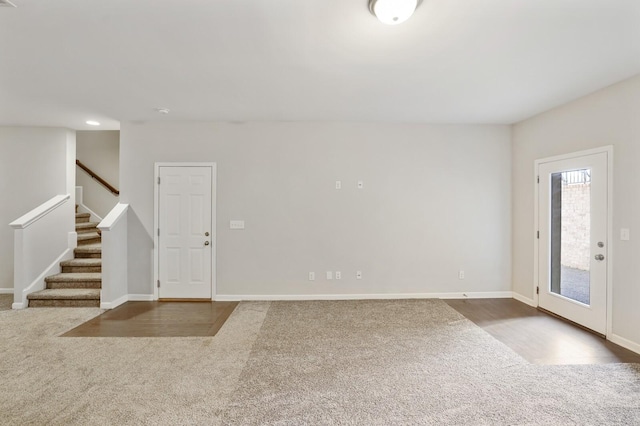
76;159;120;196
98;203;129;231
9;194;70;229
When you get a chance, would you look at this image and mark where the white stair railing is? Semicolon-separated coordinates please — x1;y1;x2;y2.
98;203;129;309
10;194;75;309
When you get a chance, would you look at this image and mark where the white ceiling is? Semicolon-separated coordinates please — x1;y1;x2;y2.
1;0;639;130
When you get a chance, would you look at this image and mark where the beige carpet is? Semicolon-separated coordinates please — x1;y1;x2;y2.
0;302;269;425
221;300;640;425
0;299;639;425
0;294;11;311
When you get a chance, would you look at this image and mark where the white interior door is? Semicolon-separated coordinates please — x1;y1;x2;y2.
158;166;213;299
537;151;608;334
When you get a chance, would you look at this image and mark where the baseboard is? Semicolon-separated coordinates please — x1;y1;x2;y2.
0;288;13;294
100;294;128;310
99;294;154;309
12;302;24;309
512;292;536;307
215;291;514;302
609;333;640;355
439;291;513;299
128;294;154;302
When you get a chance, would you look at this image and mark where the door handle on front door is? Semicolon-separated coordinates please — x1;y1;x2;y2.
595;254;604;261
204;241;210;246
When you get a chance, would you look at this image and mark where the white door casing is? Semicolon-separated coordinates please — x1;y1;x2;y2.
536;149;610;335
155;164;215;299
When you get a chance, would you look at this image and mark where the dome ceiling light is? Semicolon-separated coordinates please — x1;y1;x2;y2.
368;0;421;25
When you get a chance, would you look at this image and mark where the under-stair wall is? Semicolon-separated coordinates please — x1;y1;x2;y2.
10;194;76;309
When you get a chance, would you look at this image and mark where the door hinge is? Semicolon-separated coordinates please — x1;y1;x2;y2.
536;286;539;295
537;175;539;183
157;228;160;236
158;177;161;184
536;231;539;239
157;280;160;288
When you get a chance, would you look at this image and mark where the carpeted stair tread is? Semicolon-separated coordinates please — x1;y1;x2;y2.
75;243;101;254
27;288;100;300
75;242;101;250
44;272;102;289
74;242;102;258
45;272;102;282
75;222;100;233
60;258;102;267
61;258;101;273
78;232;100;242
76;221;99;229
75;213;90;223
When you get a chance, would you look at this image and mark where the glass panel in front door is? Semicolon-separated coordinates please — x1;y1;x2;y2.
549;169;591;305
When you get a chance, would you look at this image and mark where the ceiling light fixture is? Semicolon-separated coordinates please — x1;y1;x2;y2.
369;0;420;25
86;120;100;126
155;108;170;114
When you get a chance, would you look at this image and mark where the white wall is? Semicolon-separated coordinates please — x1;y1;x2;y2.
76;130;119;218
121;122;512;298
11;196;75;308
512;74;640;347
0;127;76;291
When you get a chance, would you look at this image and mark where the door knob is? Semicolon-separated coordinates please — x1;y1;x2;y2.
205;232;210;236
595;254;604;261
204;241;210;246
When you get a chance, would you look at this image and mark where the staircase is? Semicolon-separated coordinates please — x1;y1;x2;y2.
27;209;102;307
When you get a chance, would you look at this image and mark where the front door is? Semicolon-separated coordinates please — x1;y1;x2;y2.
537;150;609;335
158;165;213;299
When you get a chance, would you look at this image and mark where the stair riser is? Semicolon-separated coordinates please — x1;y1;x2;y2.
74;252;102;259
75;217;90;224
61;266;101;273
29;299;100;308
46;281;101;289
77;238;101;246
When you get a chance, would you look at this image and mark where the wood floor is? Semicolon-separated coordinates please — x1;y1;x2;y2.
446;298;640;365
61;297;640;366
62;301;238;337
